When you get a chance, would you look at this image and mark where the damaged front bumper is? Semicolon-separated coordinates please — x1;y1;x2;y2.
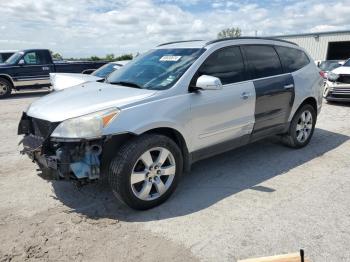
19;113;104;181
324;81;350;102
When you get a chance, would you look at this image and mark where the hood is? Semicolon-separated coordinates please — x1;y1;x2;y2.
27;82;157;122
332;66;350;75
50;73;102;91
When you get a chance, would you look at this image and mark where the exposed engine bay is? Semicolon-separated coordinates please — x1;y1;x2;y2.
18;113;105;181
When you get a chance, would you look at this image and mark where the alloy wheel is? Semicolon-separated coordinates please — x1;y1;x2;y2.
296;110;313;143
130;147;176;201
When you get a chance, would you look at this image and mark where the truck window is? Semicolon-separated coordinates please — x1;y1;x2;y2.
241;45;283;79
23;52;40;64
198;46;245;85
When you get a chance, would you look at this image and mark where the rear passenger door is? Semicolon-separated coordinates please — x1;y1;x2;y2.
241;45;294;137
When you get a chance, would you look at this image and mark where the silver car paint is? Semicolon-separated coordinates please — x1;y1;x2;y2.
26;39;322;154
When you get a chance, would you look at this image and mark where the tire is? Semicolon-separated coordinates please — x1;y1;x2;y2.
282;104;316;148
0;78;12;98
108;134;183;210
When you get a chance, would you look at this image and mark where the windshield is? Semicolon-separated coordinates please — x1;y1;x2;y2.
5;52;24;64
343;59;350;67
106;48;205;90
92;63;122;78
319;61;342;71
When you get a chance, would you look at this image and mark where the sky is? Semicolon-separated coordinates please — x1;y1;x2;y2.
0;0;350;58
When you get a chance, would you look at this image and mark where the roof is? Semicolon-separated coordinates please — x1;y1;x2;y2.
157;37;298;48
271;30;350;38
0;50;17;53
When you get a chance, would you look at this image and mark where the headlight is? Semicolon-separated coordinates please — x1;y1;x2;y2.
327;72;339;82
51;108;120;139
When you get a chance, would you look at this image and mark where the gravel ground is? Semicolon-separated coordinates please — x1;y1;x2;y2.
0;92;349;262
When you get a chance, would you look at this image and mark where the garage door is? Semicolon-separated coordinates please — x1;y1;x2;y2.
327;41;350;60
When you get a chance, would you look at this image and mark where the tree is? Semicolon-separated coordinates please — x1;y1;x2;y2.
217;27;242;39
105;53;115;61
51;52;63;60
89;56;101;61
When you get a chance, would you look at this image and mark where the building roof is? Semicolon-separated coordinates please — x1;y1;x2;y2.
271;30;350;38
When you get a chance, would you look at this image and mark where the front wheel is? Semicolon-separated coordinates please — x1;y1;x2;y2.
108;134;183;210
282;104;316;148
0;78;12;98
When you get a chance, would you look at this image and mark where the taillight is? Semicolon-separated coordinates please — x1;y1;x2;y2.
319;71;326;78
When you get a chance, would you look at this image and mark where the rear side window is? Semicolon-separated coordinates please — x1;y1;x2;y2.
275;46;310;72
198;46;245;85
241;45;283;79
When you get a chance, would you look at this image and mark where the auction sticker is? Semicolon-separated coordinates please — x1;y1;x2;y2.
160;56;182;62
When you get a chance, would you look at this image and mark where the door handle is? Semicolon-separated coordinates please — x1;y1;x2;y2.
240;92;251;100
284;84;294;89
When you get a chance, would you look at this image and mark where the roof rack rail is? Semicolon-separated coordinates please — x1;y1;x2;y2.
157;40;204;47
205;37;298;46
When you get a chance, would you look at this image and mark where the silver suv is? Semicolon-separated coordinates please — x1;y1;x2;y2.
18;38;324;210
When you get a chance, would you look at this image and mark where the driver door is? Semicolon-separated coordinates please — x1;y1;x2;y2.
189;46;256;156
13;51;50;87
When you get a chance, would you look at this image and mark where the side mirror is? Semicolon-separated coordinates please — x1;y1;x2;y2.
195;75;223;90
18;59;25;65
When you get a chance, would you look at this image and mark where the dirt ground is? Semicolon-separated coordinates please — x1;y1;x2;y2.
0;91;349;262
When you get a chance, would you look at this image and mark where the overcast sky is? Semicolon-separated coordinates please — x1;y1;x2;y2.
1;0;349;57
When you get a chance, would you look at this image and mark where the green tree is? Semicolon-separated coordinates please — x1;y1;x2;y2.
105;53;115;61
90;56;101;61
217;27;242;39
115;53;133;61
50;51;63;60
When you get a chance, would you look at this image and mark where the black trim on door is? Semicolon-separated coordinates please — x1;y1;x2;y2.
252;74;295;135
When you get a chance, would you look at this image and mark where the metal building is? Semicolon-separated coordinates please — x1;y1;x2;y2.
274;30;350;61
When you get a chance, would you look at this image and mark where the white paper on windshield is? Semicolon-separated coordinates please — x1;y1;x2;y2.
160;56;182;62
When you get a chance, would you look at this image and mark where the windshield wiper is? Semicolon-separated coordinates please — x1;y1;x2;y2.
108;81;143;89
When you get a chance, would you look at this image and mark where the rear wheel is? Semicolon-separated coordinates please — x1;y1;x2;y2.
108;134;183;210
0;78;12;98
282;104;316;148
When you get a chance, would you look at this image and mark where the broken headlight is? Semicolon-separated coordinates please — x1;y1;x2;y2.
51;108;120;139
327;72;339;82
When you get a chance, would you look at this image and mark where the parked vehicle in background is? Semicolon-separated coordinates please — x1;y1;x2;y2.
50;60;130;91
318;60;344;80
0;49;107;98
18;38;323;210
0;50;17;63
323;60;350;102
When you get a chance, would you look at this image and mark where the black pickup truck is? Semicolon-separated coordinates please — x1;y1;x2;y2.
0;49;107;98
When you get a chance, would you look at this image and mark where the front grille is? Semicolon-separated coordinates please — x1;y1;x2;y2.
332;87;350;95
337;74;350;84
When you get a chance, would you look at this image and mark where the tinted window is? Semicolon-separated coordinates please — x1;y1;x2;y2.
242;45;283;79
275;46;310;72
198;46;245;85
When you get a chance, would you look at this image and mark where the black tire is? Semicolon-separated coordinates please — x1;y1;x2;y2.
0;78;12;98
108;134;183;210
282;104;316;148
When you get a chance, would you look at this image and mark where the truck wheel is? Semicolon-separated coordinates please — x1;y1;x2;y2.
0;78;12;98
108;134;183;210
282;104;316;148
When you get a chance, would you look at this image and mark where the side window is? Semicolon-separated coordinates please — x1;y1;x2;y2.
23;52;41;65
198;46;245;85
241;45;283;79
275;46;310;73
